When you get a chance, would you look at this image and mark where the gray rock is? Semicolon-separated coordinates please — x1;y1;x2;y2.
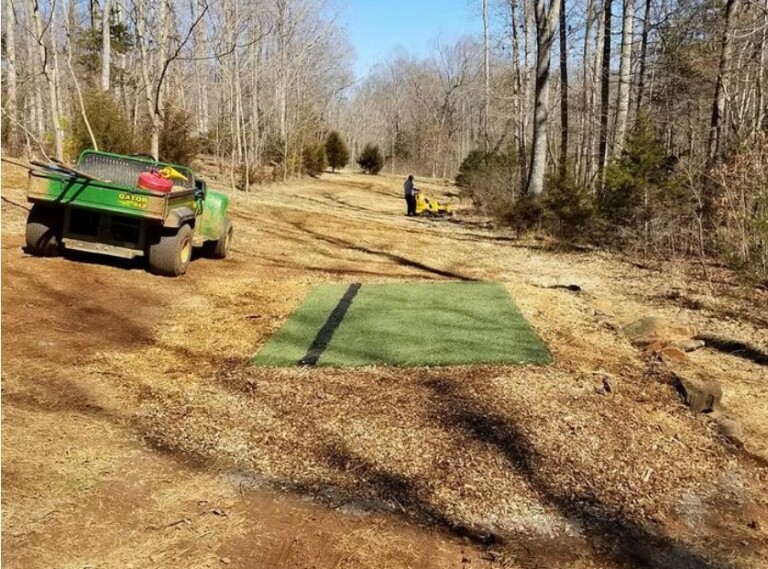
622;316;697;348
674;339;706;352
674;371;722;413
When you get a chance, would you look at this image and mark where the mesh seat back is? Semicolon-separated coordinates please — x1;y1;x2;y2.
77;153;195;189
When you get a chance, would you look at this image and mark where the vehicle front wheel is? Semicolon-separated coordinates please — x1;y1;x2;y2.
25;205;63;257
203;219;233;259
147;224;193;276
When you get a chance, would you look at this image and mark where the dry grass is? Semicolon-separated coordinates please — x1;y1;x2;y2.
3;162;767;568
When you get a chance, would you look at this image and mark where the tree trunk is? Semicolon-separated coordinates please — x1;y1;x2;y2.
101;0;112;91
192;0;209;135
250;31;262;167
613;0;633;156
65;0;98;150
31;0;64;160
558;0;568;180
5;0;20;154
508;0;522;155
520;0;534;188
708;0;739;163
588;0;605;188
597;0;613;193
756;0;767;134
507;0;525;191
136;0;156;155
577;0;595;184
277;0;288;142
155;0;171;159
525;0;563;197
22;0;44;143
233;0;245;168
482;0;491;151
635;0;652;116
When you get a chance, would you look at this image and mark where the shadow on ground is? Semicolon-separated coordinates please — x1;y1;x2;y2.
285;219;478;281
165;356;749;569
698;334;768;367
9;293;753;568
420;377;734;569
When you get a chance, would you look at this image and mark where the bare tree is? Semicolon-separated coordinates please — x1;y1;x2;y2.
708;0;739;163
101;0;112;90
135;0;170;159
28;0;65;160
482;0;491;150
596;0;612;190
521;0;534;183
4;0;21;154
525;0;562;196
504;0;528;185
756;0;768;135
588;0;606;187
635;0;652;115
135;0;208;159
64;0;98;150
613;0;633;156
558;0;568;180
577;0;597;185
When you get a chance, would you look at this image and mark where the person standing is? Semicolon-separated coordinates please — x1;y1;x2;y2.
403;175;417;216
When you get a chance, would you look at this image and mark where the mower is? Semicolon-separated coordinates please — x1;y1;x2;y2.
414;189;453;217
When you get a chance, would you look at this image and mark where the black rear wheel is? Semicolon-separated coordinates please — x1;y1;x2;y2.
203;219;233;259
147;224;193;276
25;205;63;257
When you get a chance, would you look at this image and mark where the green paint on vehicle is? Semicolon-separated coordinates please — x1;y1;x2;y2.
252;282;552;367
28;151;229;232
198;190;229;240
25;151;233;266
28;172;175;220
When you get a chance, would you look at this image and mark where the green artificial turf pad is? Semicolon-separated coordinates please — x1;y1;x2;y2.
252;284;352;366
252;282;552;367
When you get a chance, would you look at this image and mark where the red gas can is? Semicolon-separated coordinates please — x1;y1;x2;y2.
137;171;173;193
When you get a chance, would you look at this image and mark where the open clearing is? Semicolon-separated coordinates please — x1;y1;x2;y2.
2;163;768;568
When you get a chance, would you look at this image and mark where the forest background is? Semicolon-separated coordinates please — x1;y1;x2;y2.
1;0;766;281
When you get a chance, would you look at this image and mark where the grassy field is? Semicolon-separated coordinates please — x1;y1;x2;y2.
253;282;552;366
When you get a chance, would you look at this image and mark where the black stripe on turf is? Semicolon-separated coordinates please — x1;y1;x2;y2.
298;283;362;366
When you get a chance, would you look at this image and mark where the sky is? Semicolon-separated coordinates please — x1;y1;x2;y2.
342;0;483;78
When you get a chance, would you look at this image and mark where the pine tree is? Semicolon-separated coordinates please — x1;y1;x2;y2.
72;89;135;156
356;144;384;174
601;114;681;231
159;105;200;165
302;143;328;177
325;131;349;172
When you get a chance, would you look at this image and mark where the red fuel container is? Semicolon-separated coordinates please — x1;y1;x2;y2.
137;171;173;193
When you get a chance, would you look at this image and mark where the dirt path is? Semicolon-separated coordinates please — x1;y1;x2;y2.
2;164;767;568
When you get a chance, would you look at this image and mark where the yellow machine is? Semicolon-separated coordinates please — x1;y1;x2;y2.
415;190;453;217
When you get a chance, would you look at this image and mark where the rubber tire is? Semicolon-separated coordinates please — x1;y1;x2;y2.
147;224;193;276
203;219;233;259
25;205;62;257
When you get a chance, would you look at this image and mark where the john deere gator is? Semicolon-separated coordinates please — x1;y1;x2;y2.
24;151;233;277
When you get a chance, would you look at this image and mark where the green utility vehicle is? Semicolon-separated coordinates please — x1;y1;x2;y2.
25;150;233;276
